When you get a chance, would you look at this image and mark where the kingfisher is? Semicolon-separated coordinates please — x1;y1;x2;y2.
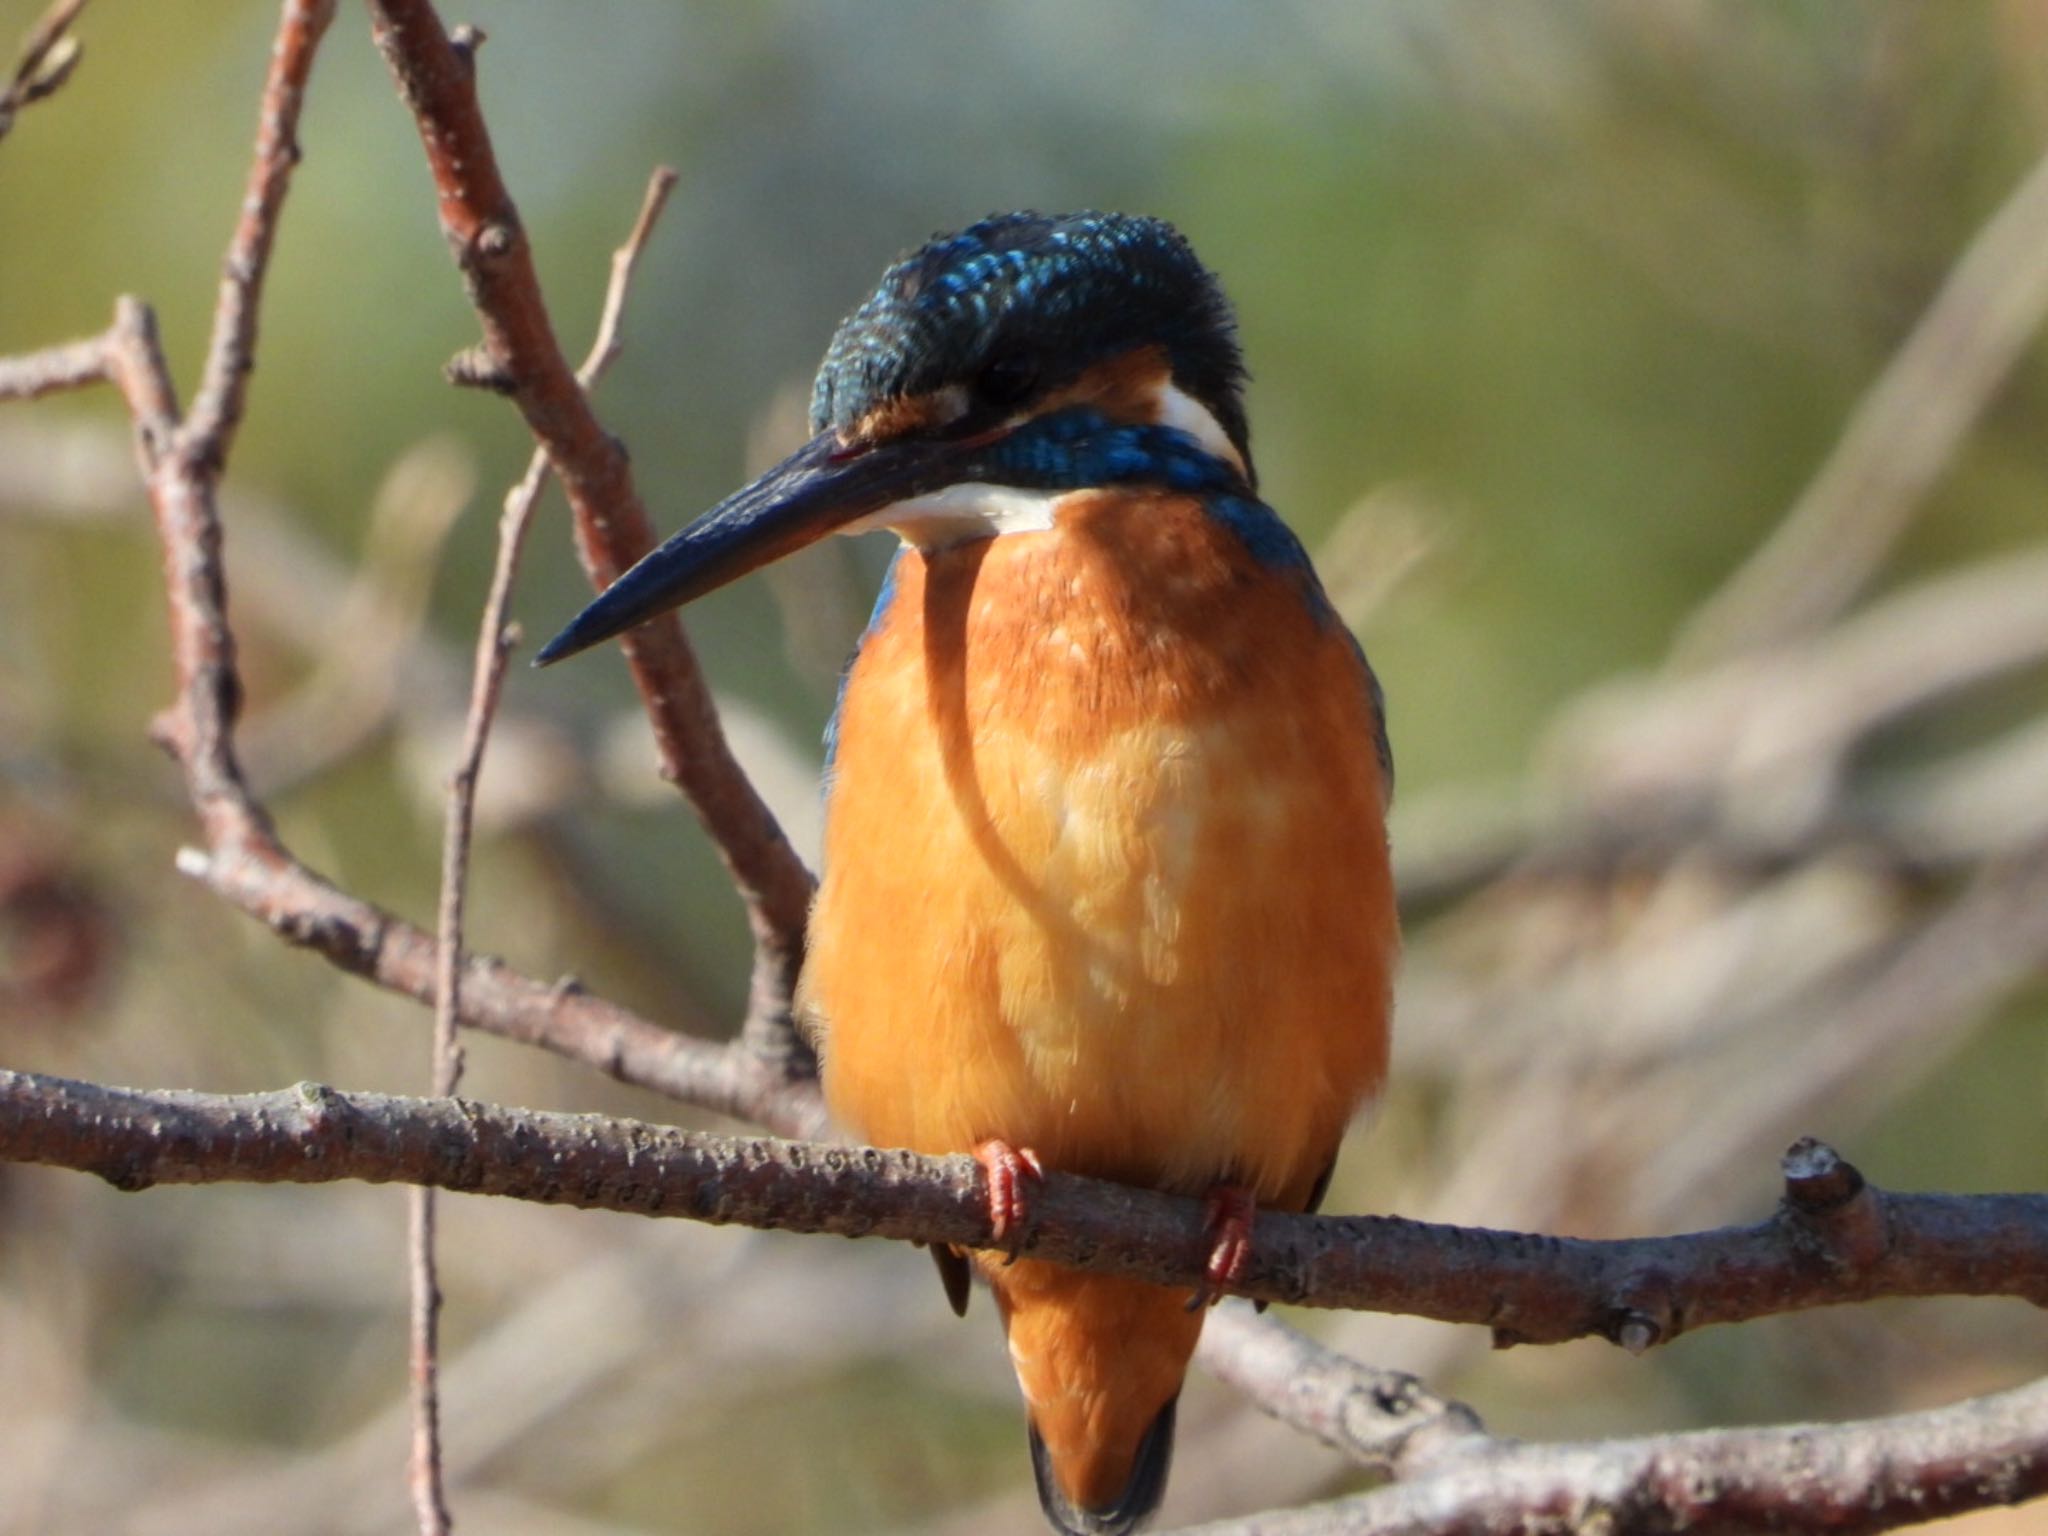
538;211;1396;1534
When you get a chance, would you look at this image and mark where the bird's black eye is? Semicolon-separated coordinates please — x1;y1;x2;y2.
976;352;1039;410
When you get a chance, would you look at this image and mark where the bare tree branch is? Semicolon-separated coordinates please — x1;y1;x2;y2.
212;854;832;1127
3;1069;2042;1344
404;1177;451;1535
1196;1305;1487;1475
0;0;819;1149
362;0;816;1073
578;168;679;389
1169;1374;2048;1536
0;331;819;1142
181;0;336;467
5;6;2046;1531
0;330;110;400
425;161;682;1099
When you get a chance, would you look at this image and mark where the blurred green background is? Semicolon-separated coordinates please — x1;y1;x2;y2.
2;3;2045;1533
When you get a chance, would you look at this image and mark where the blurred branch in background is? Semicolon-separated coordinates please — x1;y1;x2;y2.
1174;1373;2048;1536
1675;139;2048;665
0;0;84;146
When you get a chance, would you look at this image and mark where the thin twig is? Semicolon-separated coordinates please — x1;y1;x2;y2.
0;330;109;400
0;0;88;145
179;0;336;469
407;162;681;1536
120;0;330;863
403;1188;450;1534
578;167;678;387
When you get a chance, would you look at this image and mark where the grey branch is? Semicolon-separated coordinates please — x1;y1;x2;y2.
1170;1372;2048;1535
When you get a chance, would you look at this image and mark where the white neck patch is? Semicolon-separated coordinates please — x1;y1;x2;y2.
841;482;1069;551
1156;382;1246;479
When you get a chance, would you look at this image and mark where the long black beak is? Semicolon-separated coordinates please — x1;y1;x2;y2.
534;428;984;667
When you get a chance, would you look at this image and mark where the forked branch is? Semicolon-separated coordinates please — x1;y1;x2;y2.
363;0;815;1067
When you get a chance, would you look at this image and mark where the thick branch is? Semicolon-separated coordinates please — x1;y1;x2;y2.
362;0;815;1057
3;1070;2041;1343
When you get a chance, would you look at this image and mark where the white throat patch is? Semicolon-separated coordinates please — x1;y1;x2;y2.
843;482;1069;552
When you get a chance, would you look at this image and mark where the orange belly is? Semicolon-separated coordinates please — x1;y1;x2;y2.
805;490;1396;1207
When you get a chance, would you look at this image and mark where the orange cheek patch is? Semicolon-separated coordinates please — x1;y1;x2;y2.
847;386;965;449
1035;345;1173;426
846;346;1177;453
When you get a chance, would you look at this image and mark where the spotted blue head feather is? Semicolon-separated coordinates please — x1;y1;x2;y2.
810;211;1251;472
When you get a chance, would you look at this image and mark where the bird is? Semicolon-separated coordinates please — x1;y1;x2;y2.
537;211;1396;1535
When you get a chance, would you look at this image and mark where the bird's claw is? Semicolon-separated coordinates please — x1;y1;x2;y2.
974;1138;1045;1261
1187;1184;1257;1311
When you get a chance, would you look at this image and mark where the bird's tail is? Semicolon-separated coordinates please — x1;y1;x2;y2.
989;1257;1204;1536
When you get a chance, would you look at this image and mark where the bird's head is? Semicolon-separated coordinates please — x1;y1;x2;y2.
536;210;1251;665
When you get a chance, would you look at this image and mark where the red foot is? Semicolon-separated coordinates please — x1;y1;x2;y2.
974;1139;1045;1255
1191;1184;1257;1308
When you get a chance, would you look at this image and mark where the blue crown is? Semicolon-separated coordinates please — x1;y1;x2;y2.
809;211;1250;465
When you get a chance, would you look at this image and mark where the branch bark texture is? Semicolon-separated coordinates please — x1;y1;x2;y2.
4;1070;2041;1348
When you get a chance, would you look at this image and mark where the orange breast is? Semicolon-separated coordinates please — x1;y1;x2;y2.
805;490;1396;1206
